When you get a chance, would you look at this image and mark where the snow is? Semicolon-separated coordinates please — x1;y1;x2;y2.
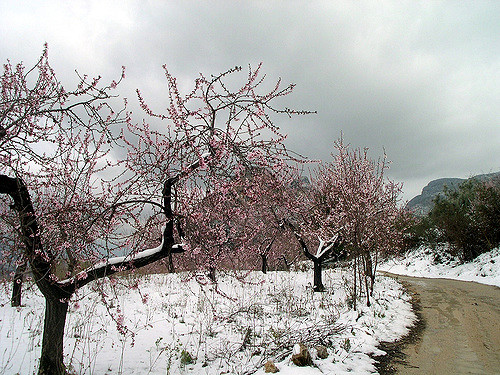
3;246;497;374
379;247;500;287
60;241;167;285
0;268;415;375
315;234;340;259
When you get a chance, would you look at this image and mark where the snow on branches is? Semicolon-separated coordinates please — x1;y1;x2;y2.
313;137;407;306
0;46;312;375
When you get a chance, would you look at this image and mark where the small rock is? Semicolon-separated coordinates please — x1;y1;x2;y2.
291;343;312;366
315;345;329;359
264;360;279;373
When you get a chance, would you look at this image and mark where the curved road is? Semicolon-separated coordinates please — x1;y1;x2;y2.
385;273;500;375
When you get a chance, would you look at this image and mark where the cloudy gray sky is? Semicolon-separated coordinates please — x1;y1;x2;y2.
1;0;499;201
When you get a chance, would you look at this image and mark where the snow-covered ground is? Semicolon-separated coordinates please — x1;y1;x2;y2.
379;247;500;287
3;247;497;375
0;268;415;375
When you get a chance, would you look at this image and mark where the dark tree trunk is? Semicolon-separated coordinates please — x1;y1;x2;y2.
364;275;371;307
313;260;325;292
362;254;372;306
208;266;216;282
353;257;358;311
11;262;27;307
260;253;268;274
258;238;274;274
167;253;175;273
281;256;290;271
370;252;377;297
370;271;376;297
38;298;69;375
279;220;340;293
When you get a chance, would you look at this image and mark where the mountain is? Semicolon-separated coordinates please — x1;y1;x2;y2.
407;172;500;215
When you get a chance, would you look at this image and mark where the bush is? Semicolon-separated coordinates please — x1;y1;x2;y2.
474;178;500;248
400;215;438;252
425;178;500;261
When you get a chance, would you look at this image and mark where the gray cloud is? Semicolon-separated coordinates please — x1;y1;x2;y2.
1;0;498;201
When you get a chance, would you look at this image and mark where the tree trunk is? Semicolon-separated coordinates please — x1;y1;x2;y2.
208;266;216;282
313;260;325;292
11;262;27;307
167;253;175;273
38;298;69;375
370;251;378;296
370;272;376;297
281;256;290;271
260;253;268;274
364;274;371;307
353;257;357;311
362;255;372;306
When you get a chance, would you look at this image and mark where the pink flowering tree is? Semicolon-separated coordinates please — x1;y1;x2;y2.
0;45;130;375
314;138;407;307
0;45;311;375
181;168;299;278
267;173;345;292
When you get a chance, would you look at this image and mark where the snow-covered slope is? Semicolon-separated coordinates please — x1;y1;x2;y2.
7;247;497;375
0;269;415;375
379;247;500;287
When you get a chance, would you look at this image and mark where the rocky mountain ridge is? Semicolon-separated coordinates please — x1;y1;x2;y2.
406;172;500;215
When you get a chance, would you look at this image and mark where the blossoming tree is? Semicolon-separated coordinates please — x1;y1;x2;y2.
314;138;407;307
182;168;300;278
0;46;310;375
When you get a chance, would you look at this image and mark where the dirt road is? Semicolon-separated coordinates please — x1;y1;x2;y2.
384;273;500;375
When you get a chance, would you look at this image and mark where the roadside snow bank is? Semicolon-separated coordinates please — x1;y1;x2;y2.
253;274;415;375
379;247;500;287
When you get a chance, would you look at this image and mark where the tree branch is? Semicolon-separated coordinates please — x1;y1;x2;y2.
0;175;69;299
280;219;316;261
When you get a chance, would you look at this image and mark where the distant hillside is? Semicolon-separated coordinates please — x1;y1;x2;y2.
407;172;500;215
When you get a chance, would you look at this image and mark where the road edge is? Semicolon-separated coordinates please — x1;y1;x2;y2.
373;276;426;374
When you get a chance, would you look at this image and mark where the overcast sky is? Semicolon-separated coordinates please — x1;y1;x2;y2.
1;0;498;201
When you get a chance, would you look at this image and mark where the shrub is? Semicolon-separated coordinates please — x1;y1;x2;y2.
427;178;500;261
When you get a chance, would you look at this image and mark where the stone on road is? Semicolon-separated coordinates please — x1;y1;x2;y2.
387;274;500;375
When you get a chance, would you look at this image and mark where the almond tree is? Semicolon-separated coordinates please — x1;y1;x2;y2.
181;168;297;278
280;218;344;292
0;46;310;375
264;172;344;292
229;169;299;274
315;138;407;307
0;45;130;374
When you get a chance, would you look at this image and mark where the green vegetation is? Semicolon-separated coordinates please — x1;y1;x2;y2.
406;177;500;262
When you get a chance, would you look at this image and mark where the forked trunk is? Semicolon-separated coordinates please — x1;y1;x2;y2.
38;298;69;375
